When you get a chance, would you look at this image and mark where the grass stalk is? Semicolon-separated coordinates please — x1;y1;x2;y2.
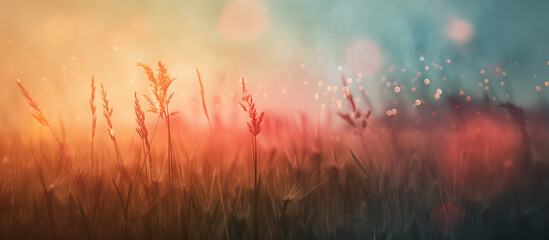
100;83;123;172
245;94;264;240
16;79;76;177
90;77;97;176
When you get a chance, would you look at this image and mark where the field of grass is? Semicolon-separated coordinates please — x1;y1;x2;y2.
2;62;549;240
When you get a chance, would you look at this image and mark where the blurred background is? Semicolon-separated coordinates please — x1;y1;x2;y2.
2;0;549;135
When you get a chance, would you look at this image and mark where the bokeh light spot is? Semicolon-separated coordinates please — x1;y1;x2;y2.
447;18;474;43
345;39;383;76
218;0;268;42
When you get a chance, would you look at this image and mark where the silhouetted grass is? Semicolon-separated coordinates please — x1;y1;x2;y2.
3;63;549;240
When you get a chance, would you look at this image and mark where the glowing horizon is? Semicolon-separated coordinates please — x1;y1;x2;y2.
2;0;549;134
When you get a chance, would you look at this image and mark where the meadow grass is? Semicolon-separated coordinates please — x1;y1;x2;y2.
2;63;549;240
